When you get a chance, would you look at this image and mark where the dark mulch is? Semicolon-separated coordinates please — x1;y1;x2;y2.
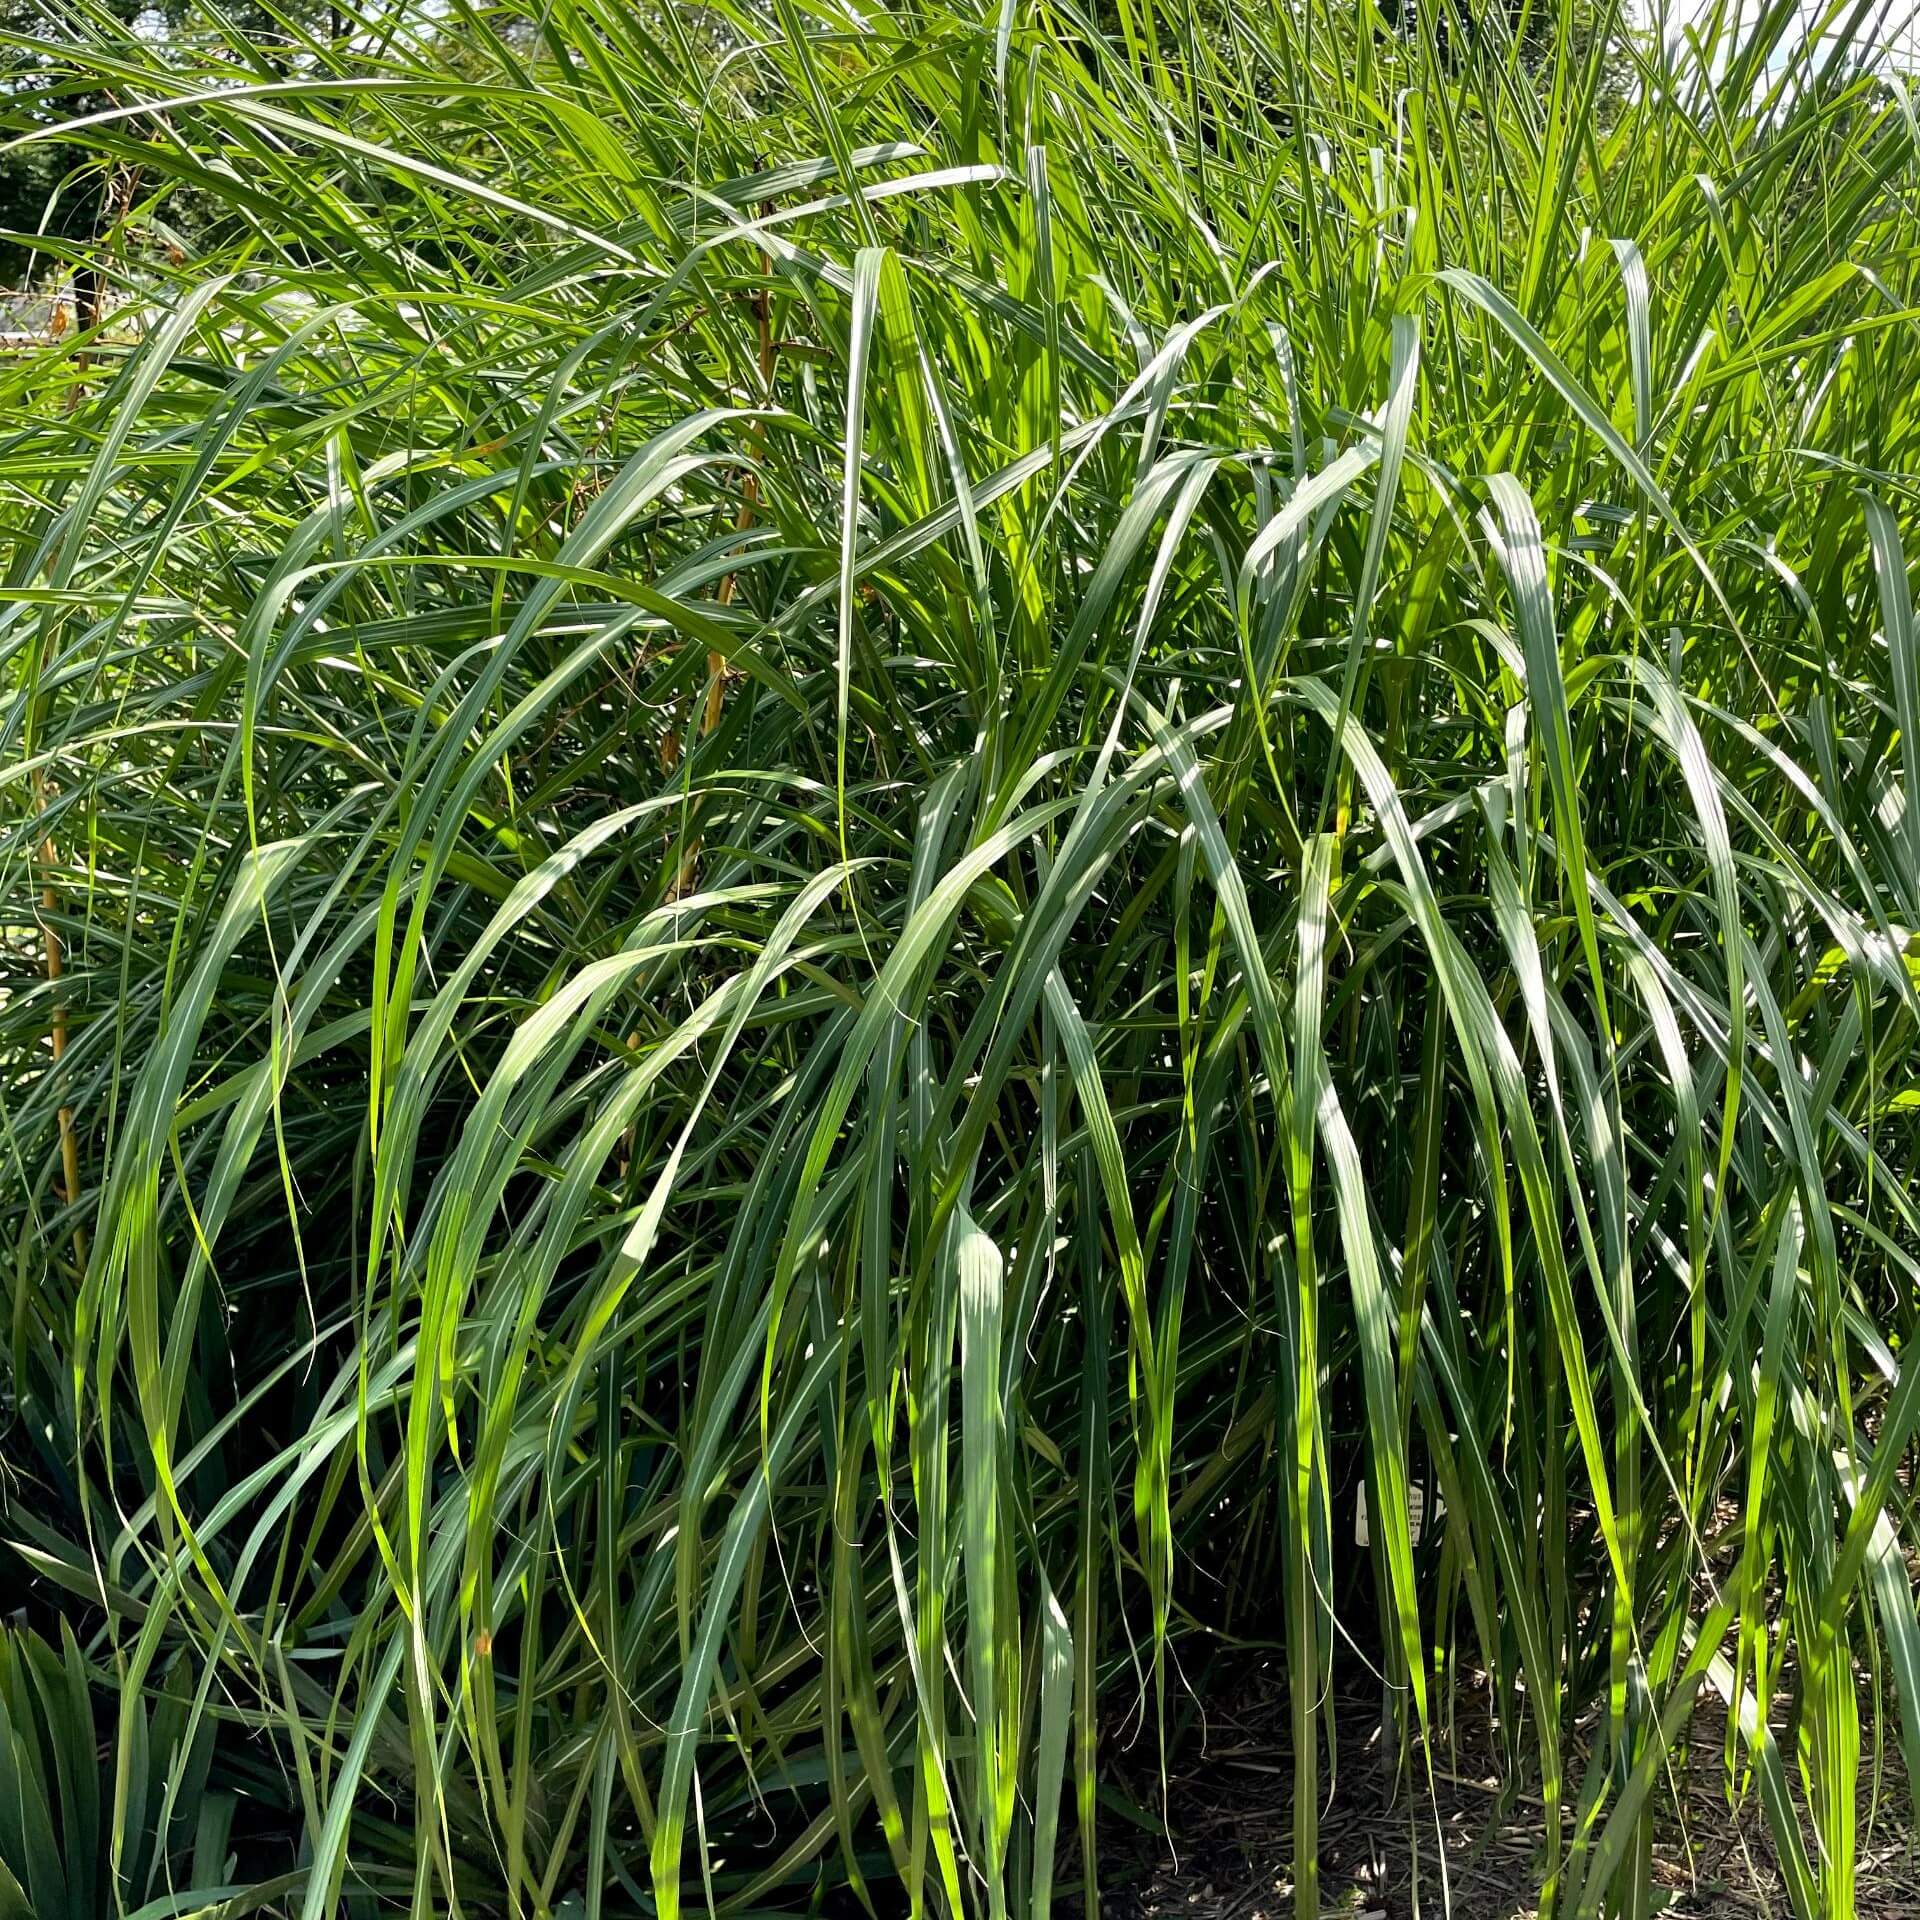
1083;1654;1919;1920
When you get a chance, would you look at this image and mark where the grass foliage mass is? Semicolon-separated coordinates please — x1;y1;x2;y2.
4;1;1920;1916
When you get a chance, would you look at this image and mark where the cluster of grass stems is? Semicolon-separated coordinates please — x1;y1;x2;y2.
4;0;1920;1916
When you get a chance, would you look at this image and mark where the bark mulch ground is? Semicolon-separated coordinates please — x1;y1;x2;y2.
1085;1655;1919;1920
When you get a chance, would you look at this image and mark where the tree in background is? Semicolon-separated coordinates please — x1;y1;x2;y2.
2;0;354;303
3;1;155;308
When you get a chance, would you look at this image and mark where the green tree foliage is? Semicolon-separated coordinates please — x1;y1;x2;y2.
2;3;1919;1918
0;1;149;290
2;1;354;290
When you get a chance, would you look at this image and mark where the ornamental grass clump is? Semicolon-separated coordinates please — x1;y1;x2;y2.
3;2;1919;1916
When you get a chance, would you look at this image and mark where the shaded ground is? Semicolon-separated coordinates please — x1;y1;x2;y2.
1088;1656;1919;1919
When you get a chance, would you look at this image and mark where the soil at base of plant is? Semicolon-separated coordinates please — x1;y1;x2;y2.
1075;1655;1918;1920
